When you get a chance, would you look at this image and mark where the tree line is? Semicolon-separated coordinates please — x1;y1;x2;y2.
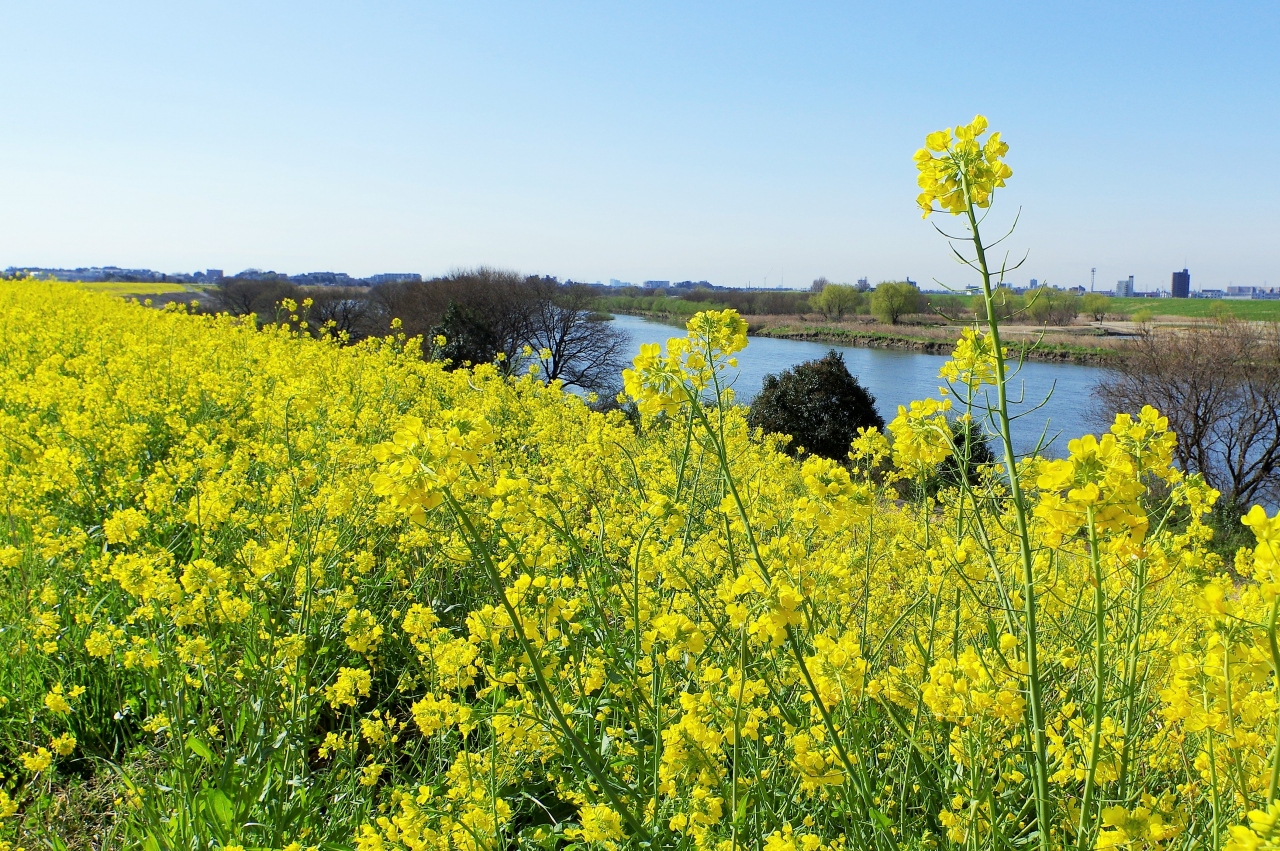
601;280;1148;326
209;268;628;397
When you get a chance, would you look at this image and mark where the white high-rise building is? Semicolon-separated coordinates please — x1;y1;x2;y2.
1116;276;1135;298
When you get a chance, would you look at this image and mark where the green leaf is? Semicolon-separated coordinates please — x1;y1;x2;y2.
209;788;234;830
186;735;215;762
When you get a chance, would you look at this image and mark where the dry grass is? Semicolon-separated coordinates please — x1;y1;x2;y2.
15;767;126;851
746;313;1134;355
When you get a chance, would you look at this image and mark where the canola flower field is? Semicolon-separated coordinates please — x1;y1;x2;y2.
3;118;1280;851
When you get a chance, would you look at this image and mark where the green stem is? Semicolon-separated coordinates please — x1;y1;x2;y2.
1222;625;1253;814
1116;557;1147;805
1207;722;1222;851
444;492;653;843
1268;596;1280;807
962;179;1053;850
1076;507;1106;851
690;388;885;847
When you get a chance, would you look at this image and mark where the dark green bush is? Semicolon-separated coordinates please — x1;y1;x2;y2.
933;418;996;490
746;351;884;461
431;301;500;369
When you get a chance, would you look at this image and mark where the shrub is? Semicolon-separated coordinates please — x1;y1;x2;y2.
973;286;1023;322
1024;288;1080;325
430;301;501;369
870;281;922;324
211;275;299;319
931;417;996;491
746;350;884;459
924;293;972;319
1082;292;1110;321
811;284;863;320
753;290;810;315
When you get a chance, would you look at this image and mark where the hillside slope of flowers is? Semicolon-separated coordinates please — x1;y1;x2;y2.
3;119;1280;851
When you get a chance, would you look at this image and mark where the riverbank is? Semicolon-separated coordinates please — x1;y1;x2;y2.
610;310;1128;365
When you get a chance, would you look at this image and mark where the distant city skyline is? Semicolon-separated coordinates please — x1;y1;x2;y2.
1;3;1276;290
3;260;1272;295
12;263;1270;300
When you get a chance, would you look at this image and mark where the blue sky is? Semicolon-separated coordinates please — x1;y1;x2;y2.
1;1;1276;291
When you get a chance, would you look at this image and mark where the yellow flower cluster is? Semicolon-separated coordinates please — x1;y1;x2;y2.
938;327;1003;390
1034;405;1179;547
914;114;1013;217
887;397;953;471
622;308;747;415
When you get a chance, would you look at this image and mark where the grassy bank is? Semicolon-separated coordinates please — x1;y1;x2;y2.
1105;296;1280;320
611;309;1128;365
750;322;1124;364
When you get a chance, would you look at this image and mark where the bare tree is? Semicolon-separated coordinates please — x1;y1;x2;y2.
1095;319;1280;509
367;269;627;394
525;283;628;394
211;276;299;318
368;268;538;361
306;287;373;341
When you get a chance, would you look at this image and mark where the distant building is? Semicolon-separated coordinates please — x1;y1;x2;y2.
1029;278;1039;289
1116;276;1135;298
1067;286;1086;295
1171;268;1190;299
206;269;224;282
7;265;190;282
1227;285;1256;296
643;280;669;288
1197;289;1226;299
366;273;421;285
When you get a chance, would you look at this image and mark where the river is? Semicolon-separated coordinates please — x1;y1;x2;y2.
609;313;1111;458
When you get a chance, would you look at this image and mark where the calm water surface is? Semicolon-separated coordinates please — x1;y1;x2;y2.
609;313;1110;457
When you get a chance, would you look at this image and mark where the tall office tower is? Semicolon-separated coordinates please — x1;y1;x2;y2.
1171;268;1190;298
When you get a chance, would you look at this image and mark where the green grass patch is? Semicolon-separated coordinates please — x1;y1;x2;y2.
1105;296;1280;320
70;281;191;296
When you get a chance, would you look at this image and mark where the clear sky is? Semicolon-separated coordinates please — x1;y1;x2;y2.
2;1;1277;292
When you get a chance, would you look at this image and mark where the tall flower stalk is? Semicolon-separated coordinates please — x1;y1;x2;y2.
915;116;1054;848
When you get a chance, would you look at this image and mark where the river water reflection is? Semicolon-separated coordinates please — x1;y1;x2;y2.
609;313;1110;458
